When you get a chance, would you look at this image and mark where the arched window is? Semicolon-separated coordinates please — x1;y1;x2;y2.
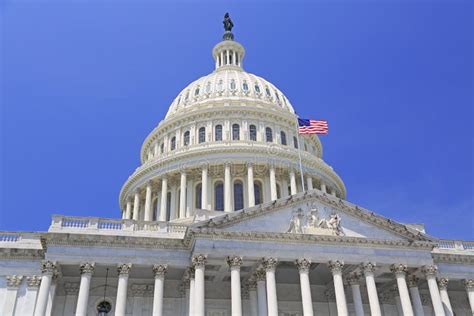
194;86;200;96
170;137;176;151
199;127;206;143
293;136;299;149
166;192;172;221
183;131;190;146
249;125;257;141
254;83;261;93
215;125;223;141
234;181;244;211
254;181;263;205
266;127;273;142
242;81;249;92
205;81;211;93
230;79;236;90
160;143;164;153
280;131;287;145
232;124;240;140
215;182;224;211
195;184;202;209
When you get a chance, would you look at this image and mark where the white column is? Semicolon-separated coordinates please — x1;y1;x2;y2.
34;261;57;316
186;268;195;316
125;199;132;219
2;275;23;316
438;278;453;316
320;182;327;193
247;163;255;207
152;264;168;316
262;257;278;316
63;282;79;316
133;191;140;221
347;273;364;316
248;280;258;316
232;51;236;65
464;279;474;314
328;260;348;316
391;264;414;316
144;183;153;221
227;256;243;316
361;262;381;316
192;254;207;316
422;265;446;316
407;275;425;316
255;270;267;316
306;176;313;191
224;163;233;212
115;263;132;316
296;259;314;316
160;178;168;221
289;171;297;195
226;50;230;65
75;263;94;316
201;166;208;210
269;165;277;201
45;277;57;316
170;186;177;220
179;172;187;218
21;276;41;315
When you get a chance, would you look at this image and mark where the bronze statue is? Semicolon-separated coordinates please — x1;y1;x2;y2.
223;13;233;32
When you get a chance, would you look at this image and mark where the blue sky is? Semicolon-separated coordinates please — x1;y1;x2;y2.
1;0;472;239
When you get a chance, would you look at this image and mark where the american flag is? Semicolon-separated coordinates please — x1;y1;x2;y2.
298;118;328;135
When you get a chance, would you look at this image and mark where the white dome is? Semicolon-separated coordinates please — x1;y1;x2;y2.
165;40;295;119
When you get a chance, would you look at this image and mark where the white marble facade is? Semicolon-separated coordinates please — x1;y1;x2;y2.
1;17;473;316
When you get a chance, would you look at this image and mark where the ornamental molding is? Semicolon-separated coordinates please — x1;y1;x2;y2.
192;254;207;268
0;248;45;260
226;255;243;269
261;257;278;271
432;253;474;264
26;275;42;288
79;262;95;275
41;260;58;275
328;260;344;273
295;258;311;272
117;263;132;275
152;264;168;278
189;190;434;243
254;269;266;281
346;272;361;285
6;275;23;288
407;275;419;288
390;263;408;276
437;277;449;290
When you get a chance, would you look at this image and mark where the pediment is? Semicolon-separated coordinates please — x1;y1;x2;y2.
193;190;433;242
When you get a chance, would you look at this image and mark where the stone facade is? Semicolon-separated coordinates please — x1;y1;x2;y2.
1;18;473;316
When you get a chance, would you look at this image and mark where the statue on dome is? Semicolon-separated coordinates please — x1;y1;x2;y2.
223;13;234;41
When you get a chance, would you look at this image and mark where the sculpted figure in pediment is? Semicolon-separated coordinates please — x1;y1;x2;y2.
286;209;304;234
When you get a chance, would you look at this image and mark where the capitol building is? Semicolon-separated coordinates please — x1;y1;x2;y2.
1;15;473;316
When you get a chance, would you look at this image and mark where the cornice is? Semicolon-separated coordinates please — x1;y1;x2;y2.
432;253;474;265
0;248;45;260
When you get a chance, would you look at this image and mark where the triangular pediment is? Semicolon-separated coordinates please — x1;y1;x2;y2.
193;190;433;242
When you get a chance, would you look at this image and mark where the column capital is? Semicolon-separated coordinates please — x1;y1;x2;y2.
295;258;311;273
184;266;195;279
153;264;168;278
226;255;243;270
261;257;278;272
361;262;377;275
421;265;438;277
192;254;208;268
464;279;474;290
407;275;419;288
346;272;361;285
247;278;257;290
117;263;132;275
328;260;344;274
79;262;95;275
26;275;41;288
64;282;80;295
390;263;408;277
246;162;254;168
40;260;58;275
437;277;449;290
254;268;266;281
6;275;23;288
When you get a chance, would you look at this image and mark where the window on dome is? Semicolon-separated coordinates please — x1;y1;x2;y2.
280;131;287;145
176;96;181;105
194;86;200;96
170;137;176;151
254;181;263;205
206;82;211;93
249;125;257;141
230;79;236;90
195;183;202;209
232;124;240;140
185;90;190;101
234;181;244;211
215;182;224;211
217;80;224;92
242;81;249;91
275;91;280;101
199;127;206;143
293;136;298;149
215;125;223;141
183;131;190;146
254;84;261;93
236;54;239;65
265;87;271;97
266;127;273;142
160;143;164;154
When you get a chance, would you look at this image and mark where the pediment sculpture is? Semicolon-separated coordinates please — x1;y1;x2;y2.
287;205;345;236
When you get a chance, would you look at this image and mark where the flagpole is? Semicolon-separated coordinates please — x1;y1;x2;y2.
294;116;306;192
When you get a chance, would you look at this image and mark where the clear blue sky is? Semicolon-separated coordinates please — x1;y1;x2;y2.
1;1;472;239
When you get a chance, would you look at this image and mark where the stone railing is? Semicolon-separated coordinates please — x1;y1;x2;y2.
49;215;189;238
0;231;44;250
436;239;474;252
